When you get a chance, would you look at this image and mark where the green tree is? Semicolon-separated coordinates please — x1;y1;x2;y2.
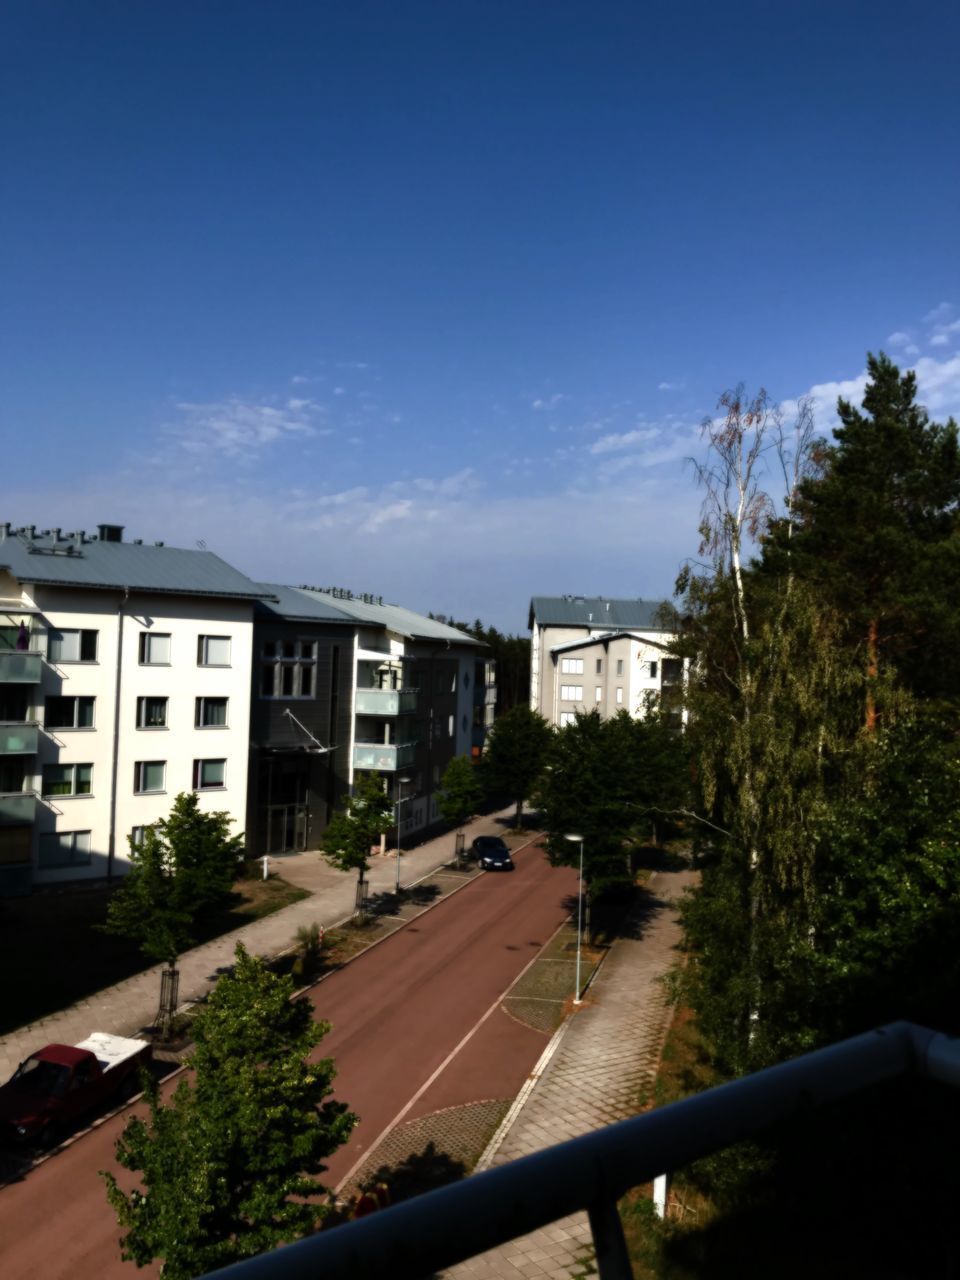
438;754;483;865
321;771;394;916
481;704;553;826
103;944;355;1279
103;792;244;1034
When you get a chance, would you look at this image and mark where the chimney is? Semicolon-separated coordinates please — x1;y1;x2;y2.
97;524;124;543
51;527;61;542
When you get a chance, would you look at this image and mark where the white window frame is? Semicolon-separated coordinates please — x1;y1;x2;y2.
595;686;602;703
616;658;624;676
38;830;92;868
560;685;583;701
41;763;93;798
560;657;584;675
44;695;95;730
559;711;576;727
47;629;98;663
136;696;168;730
616;687;624;704
193;758;226;791
134;760;166;795
197;635;232;667
195;696;229;729
139;632;171;666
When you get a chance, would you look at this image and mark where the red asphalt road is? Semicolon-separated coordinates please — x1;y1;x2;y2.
0;841;577;1280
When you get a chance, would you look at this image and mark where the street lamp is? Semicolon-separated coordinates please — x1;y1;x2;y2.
395;776;412;895
564;832;585;1005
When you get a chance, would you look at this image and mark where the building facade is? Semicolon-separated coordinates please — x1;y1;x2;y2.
528;595;683;728
0;524;263;895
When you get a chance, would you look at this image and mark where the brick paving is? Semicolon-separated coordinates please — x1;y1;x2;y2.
0;808;517;1081
443;859;697;1280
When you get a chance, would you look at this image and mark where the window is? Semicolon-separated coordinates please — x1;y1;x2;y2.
649;660;658;679
136;696;168;729
448;714;455;737
260;638;317;698
616;659;624;676
560;685;583;701
662;658;682;684
44;696;95;729
42;763;93;797
559;711;576;727
130;826;147;848
195;696;228;728
38;830;91;868
197;635;231;666
139;632;171;665
560;657;583;675
47;629;98;663
193;758;226;790
595;686;602;702
134;761;166;794
595;658;602;674
616;687;624;705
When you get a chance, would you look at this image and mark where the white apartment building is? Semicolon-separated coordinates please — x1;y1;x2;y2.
528;595;685;728
0;524;264;894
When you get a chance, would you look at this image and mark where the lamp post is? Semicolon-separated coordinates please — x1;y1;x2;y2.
395;775;412;895
564;832;585;1005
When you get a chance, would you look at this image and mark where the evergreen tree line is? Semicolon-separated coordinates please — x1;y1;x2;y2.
662;355;960;1275
428;613;531;714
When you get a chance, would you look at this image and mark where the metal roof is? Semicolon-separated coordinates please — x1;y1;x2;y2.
549;631;676;655
529;595;675;630
254;583;356;624
0;529;270;600
295;588;483;645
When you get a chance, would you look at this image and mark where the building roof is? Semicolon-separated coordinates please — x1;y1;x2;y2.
254;583;356;624
528;595;675;631
0;526;271;600
549;631;676;656
295;588;482;645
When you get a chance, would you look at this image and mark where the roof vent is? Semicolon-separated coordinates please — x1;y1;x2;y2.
51;527;61;542
154;541;165;548
97;524;124;543
133;538;143;545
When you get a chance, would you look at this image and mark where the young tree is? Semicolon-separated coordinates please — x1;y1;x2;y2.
103;792;244;1034
103;944;355;1279
481;704;553;826
321;771;394;916
438;754;483;864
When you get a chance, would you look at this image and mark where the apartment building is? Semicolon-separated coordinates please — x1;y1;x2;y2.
0;524;264;895
528;595;684;728
246;585;490;854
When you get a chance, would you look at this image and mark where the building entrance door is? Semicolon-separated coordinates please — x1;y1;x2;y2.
266;804;307;855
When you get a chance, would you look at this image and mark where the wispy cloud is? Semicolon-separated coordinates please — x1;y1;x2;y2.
531;393;568;411
169;396;329;459
924;302;954;325
657;381;684;392
590;427;660;455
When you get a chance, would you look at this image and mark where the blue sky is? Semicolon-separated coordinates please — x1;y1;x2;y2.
3;1;958;630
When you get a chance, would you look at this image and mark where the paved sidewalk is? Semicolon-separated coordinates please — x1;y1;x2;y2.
444;859;697;1280
0;808;514;1081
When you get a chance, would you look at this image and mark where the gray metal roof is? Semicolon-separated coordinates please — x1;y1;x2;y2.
254;583;356;624
529;596;675;630
0;529;270;600
295;588;482;645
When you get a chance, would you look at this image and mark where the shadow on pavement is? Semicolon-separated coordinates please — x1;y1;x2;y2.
361;1139;467;1205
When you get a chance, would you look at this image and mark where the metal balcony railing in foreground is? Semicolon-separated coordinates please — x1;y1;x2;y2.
207;1022;960;1280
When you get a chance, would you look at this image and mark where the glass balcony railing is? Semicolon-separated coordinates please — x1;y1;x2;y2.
0;723;38;755
354;688;418;716
0;792;37;825
0;652;42;683
353;742;417;772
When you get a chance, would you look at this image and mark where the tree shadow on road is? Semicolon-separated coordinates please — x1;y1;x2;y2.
361;1139;467;1206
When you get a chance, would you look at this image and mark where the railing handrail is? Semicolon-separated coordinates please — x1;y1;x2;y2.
205;1022;960;1280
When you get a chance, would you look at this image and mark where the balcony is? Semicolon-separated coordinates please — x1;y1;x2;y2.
0;652;42;684
0;723;38;755
354;688;417;717
0;792;37;825
353;742;417;772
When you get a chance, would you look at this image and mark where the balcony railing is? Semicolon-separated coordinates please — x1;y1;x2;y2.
354;688;418;717
0;792;37;825
0;652;42;683
204;1021;960;1280
353;742;417;772
0;723;38;754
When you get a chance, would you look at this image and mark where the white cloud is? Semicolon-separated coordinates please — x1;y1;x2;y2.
924;302;954;324
931;334;949;347
591;427;660;455
170;396;327;459
291;374;310;385
531;394;567;411
658;381;684;391
887;331;912;348
785;350;960;434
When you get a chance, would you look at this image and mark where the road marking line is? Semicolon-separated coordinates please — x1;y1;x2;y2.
473;1020;571;1173
333;905;566;1194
